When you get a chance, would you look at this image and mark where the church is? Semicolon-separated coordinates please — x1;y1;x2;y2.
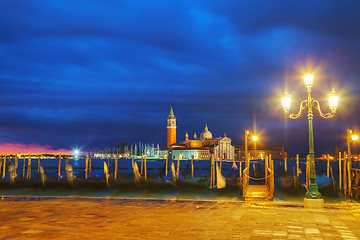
161;105;235;160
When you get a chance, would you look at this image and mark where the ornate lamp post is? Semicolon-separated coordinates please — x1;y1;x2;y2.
282;73;338;200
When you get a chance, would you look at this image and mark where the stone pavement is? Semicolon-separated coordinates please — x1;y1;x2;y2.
0;196;359;239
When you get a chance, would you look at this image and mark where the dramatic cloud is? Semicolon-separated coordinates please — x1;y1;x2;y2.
0;1;359;155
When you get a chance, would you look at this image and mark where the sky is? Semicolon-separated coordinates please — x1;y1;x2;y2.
1;1;360;156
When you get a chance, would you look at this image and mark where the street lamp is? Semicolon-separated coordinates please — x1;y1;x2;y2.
282;73;338;200
347;129;359;167
252;135;258;160
245;130;258;169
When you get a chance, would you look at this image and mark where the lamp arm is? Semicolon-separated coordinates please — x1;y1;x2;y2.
287;100;307;119
313;100;334;119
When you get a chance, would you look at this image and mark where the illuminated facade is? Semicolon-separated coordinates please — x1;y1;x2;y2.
164;106;235;160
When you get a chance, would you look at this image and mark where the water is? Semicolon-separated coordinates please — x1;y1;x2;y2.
0;157;358;202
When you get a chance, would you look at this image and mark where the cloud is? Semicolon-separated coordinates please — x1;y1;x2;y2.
0;143;72;154
0;1;359;156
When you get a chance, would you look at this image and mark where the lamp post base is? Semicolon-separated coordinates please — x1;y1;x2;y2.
304;198;324;209
305;183;322;199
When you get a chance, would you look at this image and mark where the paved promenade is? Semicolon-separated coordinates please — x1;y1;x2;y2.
0;196;359;239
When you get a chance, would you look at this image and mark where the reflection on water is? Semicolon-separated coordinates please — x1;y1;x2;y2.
0;157;358;203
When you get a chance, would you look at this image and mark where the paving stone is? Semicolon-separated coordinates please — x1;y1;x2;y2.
0;197;359;239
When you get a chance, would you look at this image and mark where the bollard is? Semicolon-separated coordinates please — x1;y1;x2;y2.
284;152;287;172
191;155;194;180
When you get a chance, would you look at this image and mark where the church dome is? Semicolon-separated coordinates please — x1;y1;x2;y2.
200;124;213;139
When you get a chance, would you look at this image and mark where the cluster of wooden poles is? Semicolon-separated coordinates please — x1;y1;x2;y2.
0;154;74;180
281;153;354;197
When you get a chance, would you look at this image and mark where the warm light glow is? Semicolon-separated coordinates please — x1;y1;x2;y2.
303;74;313;87
252;135;258;141
282;90;291;111
352;135;359;141
328;88;338;111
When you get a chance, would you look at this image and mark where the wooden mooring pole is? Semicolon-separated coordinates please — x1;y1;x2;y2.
23;156;26;178
210;154;215;188
176;155;180;180
15;155;18;178
0;155;2;177
27;154;31;179
284;152;287;172
58;154;61;180
144;155;147;180
191;155;194;180
38;156;40;173
2;155;6;179
115;155;118;180
296;154;299;178
165;155;168;177
89;156;92;173
327;157;330;178
339;152;342;191
239;161;242;186
343;151;347;195
85;155;89;180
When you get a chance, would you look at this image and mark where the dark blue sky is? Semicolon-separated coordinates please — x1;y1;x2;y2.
1;1;360;156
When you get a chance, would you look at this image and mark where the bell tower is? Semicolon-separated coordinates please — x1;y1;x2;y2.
167;104;177;146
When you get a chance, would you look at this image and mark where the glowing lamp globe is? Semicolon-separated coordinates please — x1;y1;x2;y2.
303;74;313;88
328;88;338;111
352;134;359;141
282;90;291;112
252;135;258;141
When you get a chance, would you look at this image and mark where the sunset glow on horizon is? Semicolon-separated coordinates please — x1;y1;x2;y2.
0;143;72;155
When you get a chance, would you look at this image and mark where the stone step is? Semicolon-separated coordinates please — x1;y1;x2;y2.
244;185;273;201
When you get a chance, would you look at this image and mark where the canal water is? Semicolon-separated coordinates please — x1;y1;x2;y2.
0;157;358;203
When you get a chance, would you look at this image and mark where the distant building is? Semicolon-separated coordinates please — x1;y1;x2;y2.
167;105;176;146
164;105;235;160
235;144;284;160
